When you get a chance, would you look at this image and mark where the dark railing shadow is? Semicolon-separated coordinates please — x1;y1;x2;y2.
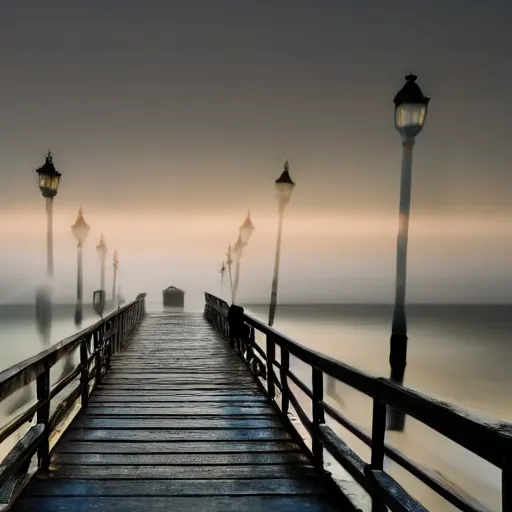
204;292;508;512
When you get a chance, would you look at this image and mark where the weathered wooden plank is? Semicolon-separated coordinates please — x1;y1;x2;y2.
69;418;283;429
13;496;339;511
89;395;266;403
97;384;258;391
96;387;259;394
52;451;309;465
61;429;293;442
42;464;317;479
24;477;324;496
104;377;255;384
86;403;270;410
55;441;301;454
79;406;275;416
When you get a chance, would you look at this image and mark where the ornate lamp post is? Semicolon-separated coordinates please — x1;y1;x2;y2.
35;151;62;278
71;207;91;327
232;212;255;304
112;250;119;309
268;160;295;326
387;74;430;431
96;234;108;293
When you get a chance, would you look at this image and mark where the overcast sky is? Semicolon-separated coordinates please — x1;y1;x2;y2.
0;1;510;304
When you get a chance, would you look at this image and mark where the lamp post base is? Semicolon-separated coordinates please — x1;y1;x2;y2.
387;332;408;431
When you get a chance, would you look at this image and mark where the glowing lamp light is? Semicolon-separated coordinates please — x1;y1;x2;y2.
71;207;91;246
275;160;295;206
393;74;430;140
239;212;255;247
36;151;61;198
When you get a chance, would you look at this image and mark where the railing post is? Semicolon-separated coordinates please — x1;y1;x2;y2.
280;348;290;414
312;367;325;465
36;367;50;470
80;336;89;408
502;437;512;512
105;321;112;371
266;334;275;403
227;305;244;349
368;394;387;512
94;329;102;388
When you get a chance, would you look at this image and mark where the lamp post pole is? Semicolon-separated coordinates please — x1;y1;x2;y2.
232;240;242;304
46;198;54;278
387;74;430;431
71;208;90;327
219;262;226;299
231;212;255;304
112;250;119;309
226;245;234;303
96;234;108;293
268;160;295;327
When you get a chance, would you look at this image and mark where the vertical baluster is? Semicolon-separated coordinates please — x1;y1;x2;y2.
369;396;387;512
36;367;50;470
122;312;126;346
94;329;102;388
312;368;325;465
503;442;512;512
116;315;121;352
105;320;112;371
246;327;255;372
80;336;89;408
280;348;290;415
266;334;275;403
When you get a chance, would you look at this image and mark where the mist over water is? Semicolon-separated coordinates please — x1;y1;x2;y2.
245;303;510;511
0;297;508;510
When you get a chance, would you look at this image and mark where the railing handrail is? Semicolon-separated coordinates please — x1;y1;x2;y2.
0;293;146;403
203;292;510;511
243;311;511;468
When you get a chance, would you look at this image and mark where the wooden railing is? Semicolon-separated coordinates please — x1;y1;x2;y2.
204;293;511;512
0;293;146;504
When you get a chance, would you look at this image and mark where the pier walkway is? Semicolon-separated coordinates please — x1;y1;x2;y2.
11;312;340;512
1;293;510;511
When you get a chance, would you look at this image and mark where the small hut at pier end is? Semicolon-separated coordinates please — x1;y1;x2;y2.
162;286;185;307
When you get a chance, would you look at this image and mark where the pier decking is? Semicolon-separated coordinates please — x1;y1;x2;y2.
12;313;339;511
2;293;510;511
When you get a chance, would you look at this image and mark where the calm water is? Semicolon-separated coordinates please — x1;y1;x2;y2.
246;303;511;511
0;301;509;510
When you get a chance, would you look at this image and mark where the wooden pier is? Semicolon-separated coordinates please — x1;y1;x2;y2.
0;293;511;511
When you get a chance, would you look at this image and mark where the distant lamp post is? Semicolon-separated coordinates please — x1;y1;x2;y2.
219;262;226;298
232;212;255;304
71;207;91;327
35;151;62;278
239;212;255;246
96;234;108;293
268;160;295;326
387;73;430;431
112;250;119;308
226;244;234;303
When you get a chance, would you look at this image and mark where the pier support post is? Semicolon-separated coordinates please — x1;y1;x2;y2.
227;305;245;349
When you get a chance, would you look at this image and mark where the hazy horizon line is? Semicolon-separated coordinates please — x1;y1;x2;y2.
243;301;512;307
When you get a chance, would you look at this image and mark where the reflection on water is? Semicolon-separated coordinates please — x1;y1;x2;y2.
246;303;510;511
0;303;104;468
0;302;508;510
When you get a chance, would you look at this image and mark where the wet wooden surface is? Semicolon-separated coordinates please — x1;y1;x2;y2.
13;312;340;511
